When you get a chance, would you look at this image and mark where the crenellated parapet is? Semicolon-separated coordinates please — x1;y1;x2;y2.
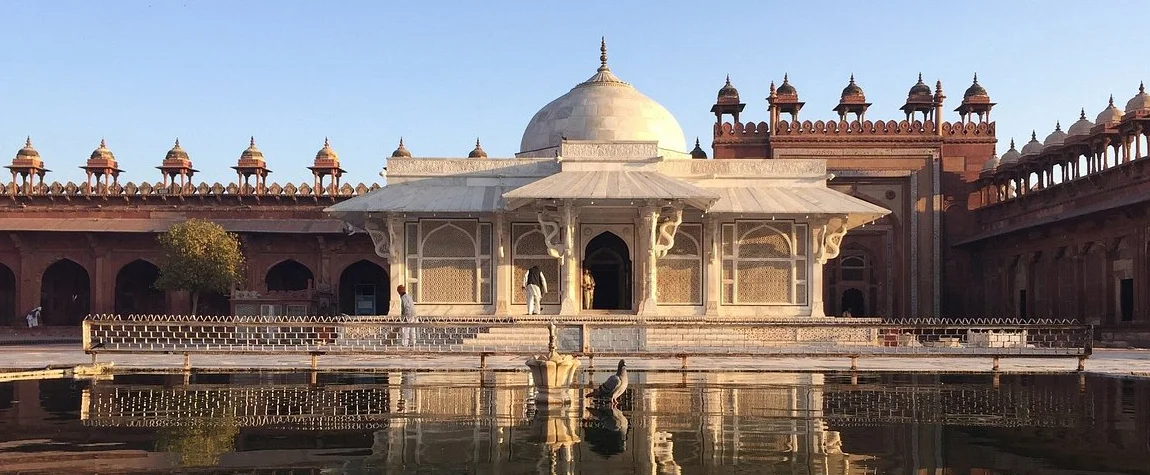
713;121;770;140
3;179;381;201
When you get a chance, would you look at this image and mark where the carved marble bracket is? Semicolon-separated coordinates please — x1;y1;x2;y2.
534;202;566;259
365;214;402;260
652;206;683;259
814;216;848;264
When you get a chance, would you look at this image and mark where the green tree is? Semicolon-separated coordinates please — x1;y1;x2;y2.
155;219;245;315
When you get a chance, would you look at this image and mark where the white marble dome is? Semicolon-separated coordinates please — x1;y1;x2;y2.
520;44;687;155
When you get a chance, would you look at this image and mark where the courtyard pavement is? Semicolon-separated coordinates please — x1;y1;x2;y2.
1;343;1148;378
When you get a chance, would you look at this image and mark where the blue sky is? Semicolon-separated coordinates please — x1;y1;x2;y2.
1;0;1145;184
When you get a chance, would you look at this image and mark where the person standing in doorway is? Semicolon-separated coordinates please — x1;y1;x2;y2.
398;285;417;346
582;269;596;310
524;265;548;315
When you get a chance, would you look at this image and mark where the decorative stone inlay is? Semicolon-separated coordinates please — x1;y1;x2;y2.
773;147;939;157
556;141;660;159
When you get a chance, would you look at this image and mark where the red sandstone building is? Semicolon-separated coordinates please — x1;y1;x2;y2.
2;75;1148;343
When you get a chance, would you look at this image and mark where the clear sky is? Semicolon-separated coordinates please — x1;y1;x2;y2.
2;0;1145;184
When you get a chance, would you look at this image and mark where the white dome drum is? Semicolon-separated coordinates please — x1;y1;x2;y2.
519;41;687;155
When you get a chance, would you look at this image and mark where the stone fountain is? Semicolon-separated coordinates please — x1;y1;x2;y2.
525;322;582;405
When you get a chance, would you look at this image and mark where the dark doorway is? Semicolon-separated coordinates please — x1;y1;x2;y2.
584;232;631;310
0;263;14;326
40;259;90;326
266;260;314;291
339;260;389;315
1018;289;1027;320
114;260;166;315
840;288;865;317
1120;278;1134;322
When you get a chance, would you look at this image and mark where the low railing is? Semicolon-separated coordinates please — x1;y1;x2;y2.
81;314;1093;371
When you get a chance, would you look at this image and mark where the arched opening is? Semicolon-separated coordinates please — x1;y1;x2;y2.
265;260;314;292
40;259;90;326
0;263;14;326
114;260;166;315
339;260;389;315
583;232;631;310
840;288;865;317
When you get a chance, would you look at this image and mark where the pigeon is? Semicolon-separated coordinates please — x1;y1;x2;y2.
586;359;628;406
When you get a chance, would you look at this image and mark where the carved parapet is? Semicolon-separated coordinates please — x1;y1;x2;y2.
773;119;936;136
940;121;996;137
715;121;770;140
9;179;381;201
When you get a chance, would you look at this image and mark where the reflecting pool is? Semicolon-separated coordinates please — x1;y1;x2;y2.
0;371;1147;474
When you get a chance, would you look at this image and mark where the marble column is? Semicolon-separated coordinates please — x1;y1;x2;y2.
493;213;509;315
809;225;827;318
703;216;722;316
558;201;579;315
637;206;659;315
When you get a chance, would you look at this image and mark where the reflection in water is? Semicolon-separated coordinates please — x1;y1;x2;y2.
0;371;1146;474
582;406;628;459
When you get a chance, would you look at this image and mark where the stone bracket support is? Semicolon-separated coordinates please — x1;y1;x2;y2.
365;213;405;315
652;206;683;259
814;216;848;264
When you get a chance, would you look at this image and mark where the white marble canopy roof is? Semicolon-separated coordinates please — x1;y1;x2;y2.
501;170;718;210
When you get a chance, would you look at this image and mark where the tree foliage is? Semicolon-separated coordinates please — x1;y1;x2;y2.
155;219;245;315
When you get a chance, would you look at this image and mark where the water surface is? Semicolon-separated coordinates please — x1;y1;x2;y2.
0;371;1146;474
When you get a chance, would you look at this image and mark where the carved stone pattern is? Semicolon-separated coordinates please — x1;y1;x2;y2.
511;223;561;305
387;159;557;177
657;224;702;305
413;220;491;304
721;221;804;305
559;142;659;158
659;159;824;177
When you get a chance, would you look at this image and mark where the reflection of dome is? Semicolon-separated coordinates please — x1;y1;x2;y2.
1020;131;1044;156
1000;139;1021;165
1096;95;1124;124
519;39;687;154
1067;109;1094;136
391;137;411;158
1043;122;1066;147
1125;82;1149;113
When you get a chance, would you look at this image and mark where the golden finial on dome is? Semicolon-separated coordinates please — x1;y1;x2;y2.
25;136;32;148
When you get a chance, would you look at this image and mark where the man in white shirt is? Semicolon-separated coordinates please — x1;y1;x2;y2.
398;285;417;346
523;265;548;315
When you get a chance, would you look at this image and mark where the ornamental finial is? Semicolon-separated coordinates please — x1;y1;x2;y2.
599;36;608;72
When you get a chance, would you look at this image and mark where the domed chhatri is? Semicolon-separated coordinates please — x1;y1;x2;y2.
1126;82;1150;113
1067;109;1094;136
981;154;1000;174
391;137;412;158
999;139;1022;166
717;75;740;104
1020;131;1045;156
81;138;124;186
89;138;116;165
15;136;41;162
314;137;339;165
776;73;798;96
468;138;488;158
964;73;989;99
165;138;190;162
1096;95;1124;124
1043;122;1067;147
519;38;688;155
908;73;931;97
239;136;265;164
840;74;865;99
690;137;708;159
